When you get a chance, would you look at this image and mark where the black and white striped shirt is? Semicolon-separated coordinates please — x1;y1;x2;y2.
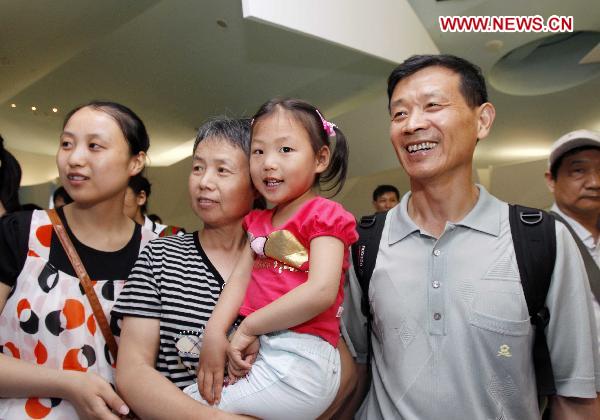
112;232;224;389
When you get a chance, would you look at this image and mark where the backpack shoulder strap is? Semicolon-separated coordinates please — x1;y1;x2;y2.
351;211;387;318
508;204;557;396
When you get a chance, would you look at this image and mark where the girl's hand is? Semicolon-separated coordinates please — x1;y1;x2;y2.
63;371;129;419
227;325;259;379
227;335;259;381
198;330;229;405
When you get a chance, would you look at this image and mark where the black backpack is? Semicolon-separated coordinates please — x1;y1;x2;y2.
351;204;557;396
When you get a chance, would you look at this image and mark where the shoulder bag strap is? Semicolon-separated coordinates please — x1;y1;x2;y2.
551;211;600;304
46;209;119;361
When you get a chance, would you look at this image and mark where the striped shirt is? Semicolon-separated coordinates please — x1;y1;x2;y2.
112;232;224;389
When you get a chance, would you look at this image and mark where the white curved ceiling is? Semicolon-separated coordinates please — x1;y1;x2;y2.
1;0;599;186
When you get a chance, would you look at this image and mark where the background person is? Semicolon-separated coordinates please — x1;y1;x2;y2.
123;173;185;236
372;184;399;213
146;213;162;225
0;134;22;217
545;129;600;350
20;203;43;211
52;186;73;208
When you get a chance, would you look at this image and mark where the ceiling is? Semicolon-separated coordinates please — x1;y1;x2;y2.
1;0;599;186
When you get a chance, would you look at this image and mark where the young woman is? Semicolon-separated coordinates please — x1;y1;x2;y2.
0;101;157;419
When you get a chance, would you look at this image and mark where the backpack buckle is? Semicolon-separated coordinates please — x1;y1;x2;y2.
532;306;551;328
359;214;377;228
519;210;543;225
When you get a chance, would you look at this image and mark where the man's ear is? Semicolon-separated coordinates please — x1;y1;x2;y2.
137;190;148;207
476;102;496;142
544;171;556;193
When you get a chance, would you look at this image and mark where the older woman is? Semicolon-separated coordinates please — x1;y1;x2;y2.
114;118;356;419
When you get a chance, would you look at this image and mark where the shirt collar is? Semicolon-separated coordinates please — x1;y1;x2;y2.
389;185;501;245
550;203;596;250
143;215;154;230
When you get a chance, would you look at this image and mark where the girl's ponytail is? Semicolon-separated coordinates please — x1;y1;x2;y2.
320;126;348;197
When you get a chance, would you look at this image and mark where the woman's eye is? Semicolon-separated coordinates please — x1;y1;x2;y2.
218;167;230;174
89;143;102;150
427;103;442;109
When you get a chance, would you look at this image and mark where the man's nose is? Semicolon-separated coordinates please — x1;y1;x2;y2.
402;109;428;134
586;169;600;189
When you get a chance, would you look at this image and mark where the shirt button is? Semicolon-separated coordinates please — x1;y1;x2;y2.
433;313;442;321
432;280;440;289
433;249;441;256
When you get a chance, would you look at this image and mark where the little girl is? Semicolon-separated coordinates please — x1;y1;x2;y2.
184;98;358;419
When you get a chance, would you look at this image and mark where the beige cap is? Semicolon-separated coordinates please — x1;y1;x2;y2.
549;129;600;169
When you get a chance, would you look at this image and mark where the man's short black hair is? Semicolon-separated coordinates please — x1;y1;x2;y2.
52;186;73;206
373;184;400;202
128;174;151;215
387;54;488;110
550;145;600;180
147;213;162;224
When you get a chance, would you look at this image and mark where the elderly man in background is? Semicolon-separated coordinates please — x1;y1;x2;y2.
546;129;600;350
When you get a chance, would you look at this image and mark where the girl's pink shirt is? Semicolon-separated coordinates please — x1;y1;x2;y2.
240;196;358;346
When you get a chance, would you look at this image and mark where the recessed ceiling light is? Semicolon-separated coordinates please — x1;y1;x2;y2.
31;106;37;111
52;107;58;113
485;40;504;52
10;103;16;108
216;19;228;28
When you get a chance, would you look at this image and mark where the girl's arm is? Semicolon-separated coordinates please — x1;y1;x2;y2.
116;316;250;420
242;235;343;334
198;244;255;405
0;283;128;419
230;235;344;370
